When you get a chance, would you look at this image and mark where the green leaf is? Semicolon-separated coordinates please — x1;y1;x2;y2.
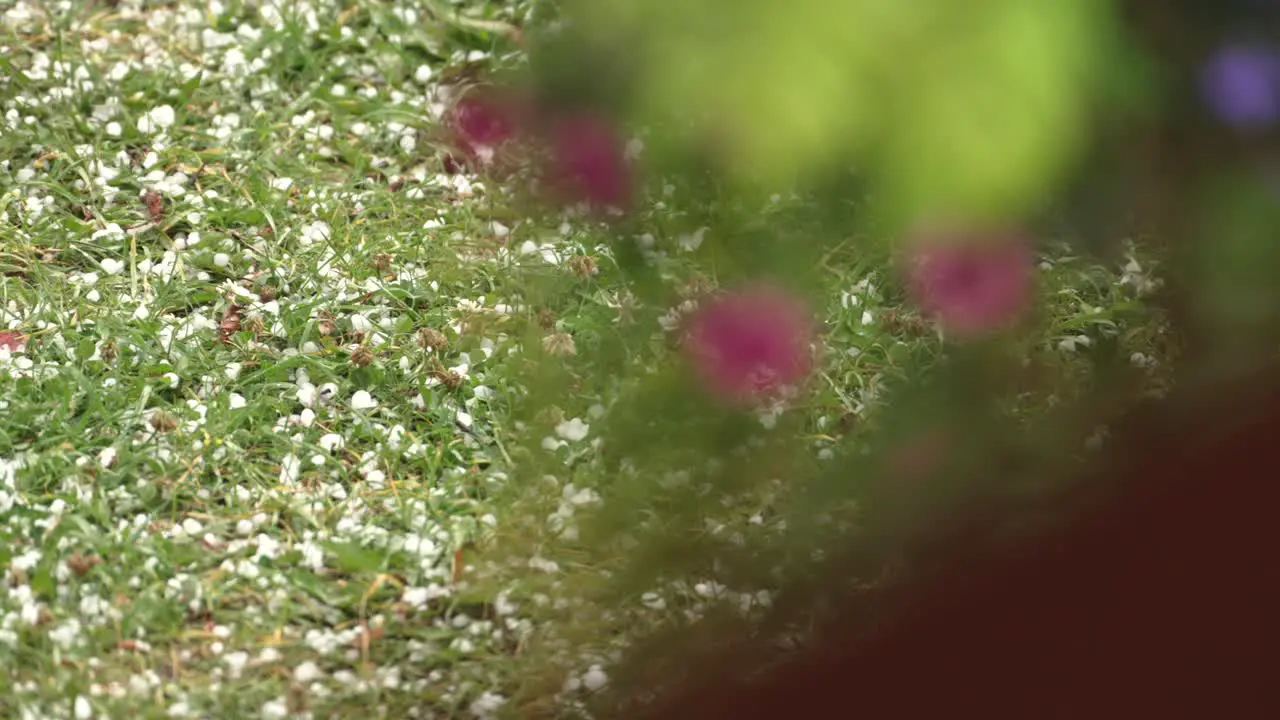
176;71;204;109
880;0;1107;224
290;568;346;606
565;0;1109;220
31;563;56;598
75;339;97;362
325;541;384;574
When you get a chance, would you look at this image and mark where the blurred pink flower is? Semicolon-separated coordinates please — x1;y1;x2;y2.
903;231;1035;338
545;112;633;212
447;92;524;166
0;331;27;352
684;285;815;403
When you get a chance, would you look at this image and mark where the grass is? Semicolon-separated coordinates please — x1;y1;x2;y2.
0;1;1172;718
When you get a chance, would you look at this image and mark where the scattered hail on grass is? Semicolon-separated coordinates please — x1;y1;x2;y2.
0;0;1171;717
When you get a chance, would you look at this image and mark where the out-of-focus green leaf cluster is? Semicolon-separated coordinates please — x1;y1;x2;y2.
563;0;1113;228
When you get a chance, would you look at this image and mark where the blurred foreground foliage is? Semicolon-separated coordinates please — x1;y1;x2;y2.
457;0;1279;712
561;0;1118;228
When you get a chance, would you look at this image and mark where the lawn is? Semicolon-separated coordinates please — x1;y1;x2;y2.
0;1;1172;718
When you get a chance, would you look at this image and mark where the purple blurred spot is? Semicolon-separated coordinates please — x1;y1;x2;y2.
1201;45;1280;129
546;113;633;212
684;285;815;403
904;232;1035;339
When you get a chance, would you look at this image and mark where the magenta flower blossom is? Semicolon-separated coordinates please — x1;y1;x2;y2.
0;331;27;353
683;285;815;403
447;93;523;165
903;231;1035;338
545;112;633;212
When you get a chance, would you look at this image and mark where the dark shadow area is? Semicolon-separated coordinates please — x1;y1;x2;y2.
631;359;1280;718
